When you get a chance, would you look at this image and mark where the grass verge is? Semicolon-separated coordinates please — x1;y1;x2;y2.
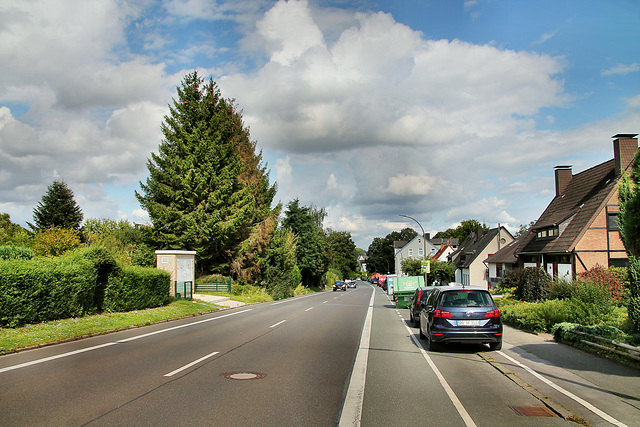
0;299;217;354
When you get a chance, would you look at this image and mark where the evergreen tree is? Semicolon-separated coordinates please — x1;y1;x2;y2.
30;180;83;231
282;199;329;287
136;71;276;274
618;150;640;257
618;150;640;332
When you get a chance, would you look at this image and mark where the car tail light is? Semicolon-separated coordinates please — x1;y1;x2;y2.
485;310;501;317
417;290;422;300
433;310;452;317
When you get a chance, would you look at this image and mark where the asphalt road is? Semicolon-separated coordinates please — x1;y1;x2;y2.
1;281;639;426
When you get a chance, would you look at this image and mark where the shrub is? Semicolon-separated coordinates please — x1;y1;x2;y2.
545;278;574;300
103;265;170;312
578;264;624;304
0;245;35;260
32;227;82;257
0;256;97;327
501;267;551;302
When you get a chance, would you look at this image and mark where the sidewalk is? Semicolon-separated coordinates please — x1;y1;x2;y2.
192;294;247;308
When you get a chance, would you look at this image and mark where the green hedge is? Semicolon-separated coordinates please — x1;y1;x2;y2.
103;265;170;312
0;245;34;260
0;247;169;327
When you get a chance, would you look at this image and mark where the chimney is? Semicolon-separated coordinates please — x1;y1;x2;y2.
554;165;572;197
613;134;639;177
425;233;430;240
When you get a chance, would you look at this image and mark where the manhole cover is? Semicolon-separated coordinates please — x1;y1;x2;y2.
509;406;555;417
220;372;266;381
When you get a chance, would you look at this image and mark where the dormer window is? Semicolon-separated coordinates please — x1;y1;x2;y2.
536;227;559;239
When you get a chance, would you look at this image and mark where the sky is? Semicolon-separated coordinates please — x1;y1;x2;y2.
1;0;640;250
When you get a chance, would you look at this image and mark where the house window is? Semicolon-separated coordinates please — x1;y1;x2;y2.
537;227;558;239
409;248;413;256
607;213;619;231
496;264;503;278
418;247;423;256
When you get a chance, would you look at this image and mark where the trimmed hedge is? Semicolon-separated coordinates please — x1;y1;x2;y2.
104;265;170;312
0;247;170;327
0;245;35;260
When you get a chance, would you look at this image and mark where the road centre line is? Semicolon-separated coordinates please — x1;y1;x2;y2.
270;320;287;328
338;287;375;427
498;351;627;427
164;351;220;377
0;309;252;374
305;307;314;311
401;318;477;427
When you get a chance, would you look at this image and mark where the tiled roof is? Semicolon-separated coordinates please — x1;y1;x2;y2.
432;244;451;261
517;159;617;255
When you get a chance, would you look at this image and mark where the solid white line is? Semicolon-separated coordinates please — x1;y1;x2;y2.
402;322;477;427
498;351;627;427
164;351;219;377
338;288;375;427
0;309;252;374
269;320;287;328
305;307;314;312
0;342;117;374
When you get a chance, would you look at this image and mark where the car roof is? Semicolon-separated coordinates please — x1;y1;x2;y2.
437;286;489;292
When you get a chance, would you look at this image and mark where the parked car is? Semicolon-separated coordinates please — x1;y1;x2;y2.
332;281;347;292
347;280;357;288
408;286;435;327
419;286;502;351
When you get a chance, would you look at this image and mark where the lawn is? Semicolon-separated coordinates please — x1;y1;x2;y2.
0;299;218;354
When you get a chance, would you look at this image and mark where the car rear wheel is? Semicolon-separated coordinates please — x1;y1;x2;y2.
489;340;502;351
425;334;439;352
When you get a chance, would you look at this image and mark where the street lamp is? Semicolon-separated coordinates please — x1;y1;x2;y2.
399;214;427;281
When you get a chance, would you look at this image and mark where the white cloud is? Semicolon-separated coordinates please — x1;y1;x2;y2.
602;63;640;77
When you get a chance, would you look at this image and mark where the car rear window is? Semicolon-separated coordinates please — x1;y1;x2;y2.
439;291;493;307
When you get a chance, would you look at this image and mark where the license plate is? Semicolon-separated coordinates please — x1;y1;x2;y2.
457;320;482;326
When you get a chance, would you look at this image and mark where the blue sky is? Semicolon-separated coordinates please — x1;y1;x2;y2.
1;0;639;250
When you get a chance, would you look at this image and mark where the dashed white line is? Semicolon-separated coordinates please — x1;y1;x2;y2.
164;351;220;377
269;320;287;328
305;307;314;312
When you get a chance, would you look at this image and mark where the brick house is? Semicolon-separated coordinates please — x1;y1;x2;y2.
516;134;638;279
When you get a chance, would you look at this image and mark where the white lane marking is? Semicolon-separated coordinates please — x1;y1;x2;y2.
272;293;317;305
498;351;627;427
402;321;477;427
0;343;117;374
269;320;287;328
117;309;251;343
323;301;328;304
305;307;314;312
164;351;220;377
0;309;252;374
338;287;375;427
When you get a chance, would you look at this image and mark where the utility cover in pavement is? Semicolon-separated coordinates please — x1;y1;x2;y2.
220;372;266;380
509;406;556;417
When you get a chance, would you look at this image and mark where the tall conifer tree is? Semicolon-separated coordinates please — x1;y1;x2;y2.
31;179;83;231
137;72;276;274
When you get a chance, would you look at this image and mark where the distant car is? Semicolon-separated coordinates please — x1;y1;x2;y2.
332;281;347;292
408;287;435;327
419;286;502;351
347;281;357;288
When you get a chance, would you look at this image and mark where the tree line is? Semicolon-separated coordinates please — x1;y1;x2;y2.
0;72;360;299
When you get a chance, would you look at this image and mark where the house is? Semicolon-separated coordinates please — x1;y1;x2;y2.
485;235;523;288
450;226;514;288
432;243;456;262
394;234;437;276
516;134;638;279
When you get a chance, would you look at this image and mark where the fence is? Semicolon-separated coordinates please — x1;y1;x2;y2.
194;278;232;293
571;330;640;363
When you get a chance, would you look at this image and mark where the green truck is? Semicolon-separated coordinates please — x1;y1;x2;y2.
393;276;425;308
